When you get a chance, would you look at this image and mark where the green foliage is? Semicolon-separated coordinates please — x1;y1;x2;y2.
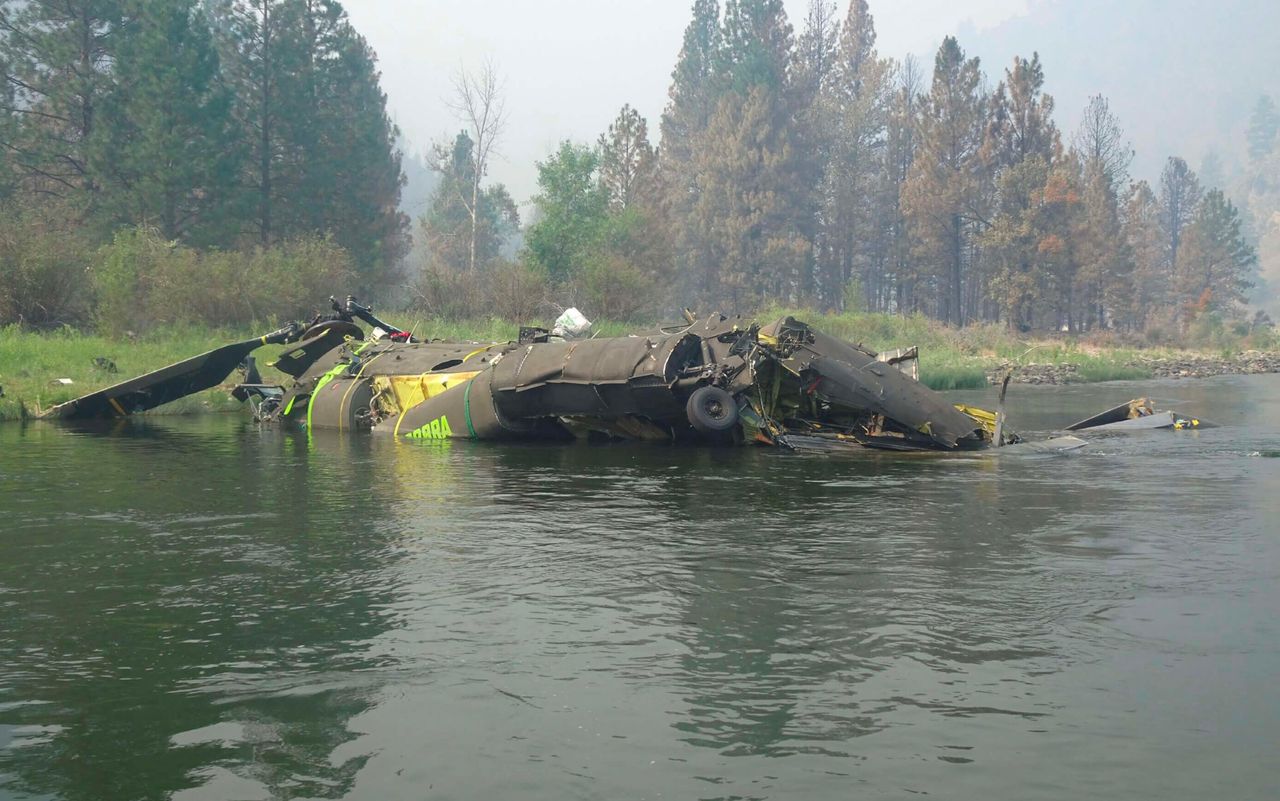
0;200;93;327
419;131;519;273
577;255;655;322
0;0;125;196
0;0;405;278
1158;156;1203;273
901;36;987;325
0;323;272;419
410;260;547;324
522;128;669;322
693;85;808;306
597;104;656;210
92;227;354;335
1174;189;1256;315
918;364;989;391
88;0;238;243
718;0;793;94
524;142;608;280
841;277;866;312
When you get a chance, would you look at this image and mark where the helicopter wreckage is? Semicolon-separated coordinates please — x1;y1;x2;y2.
42;297;1207;452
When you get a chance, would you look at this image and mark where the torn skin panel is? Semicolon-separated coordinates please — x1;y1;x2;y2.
797;355;984;449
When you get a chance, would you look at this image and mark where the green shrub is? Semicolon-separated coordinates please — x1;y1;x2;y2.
92;227;356;334
409;261;487;320
578;255;655;322
487;260;551;324
920;364;989;391
0;200;93;328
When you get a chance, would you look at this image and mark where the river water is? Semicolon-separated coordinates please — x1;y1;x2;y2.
1;375;1278;801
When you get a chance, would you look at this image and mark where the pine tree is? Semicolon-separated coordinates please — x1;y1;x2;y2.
1072;156;1126;330
1070;95;1130;330
693;84;807;308
790;0;838;303
89;0;239;243
1073;95;1131;188
792;0;837;111
0;35;15;199
596;105;669;296
1158;156;1203;277
658;0;722;303
660;0;721;161
0;0;125;195
303;4;407;276
718;0;792;94
693;0;805;308
1247;95;1278;163
902;37;987;324
598;104;656;211
213;0;405;276
662;0;806;307
213;0;295;246
980;53;1063;327
1174;189;1255;316
818;0;890;309
1121;180;1168;329
884;56;923;314
983;54;1059;171
983;157;1075;330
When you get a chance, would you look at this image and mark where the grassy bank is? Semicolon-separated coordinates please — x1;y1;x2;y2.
2;311;1274;422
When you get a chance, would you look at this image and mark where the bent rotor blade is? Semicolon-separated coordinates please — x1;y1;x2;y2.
44;325;297;420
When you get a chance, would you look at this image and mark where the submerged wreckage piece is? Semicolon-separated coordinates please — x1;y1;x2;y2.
43;297;1138;453
1064;397;1215;432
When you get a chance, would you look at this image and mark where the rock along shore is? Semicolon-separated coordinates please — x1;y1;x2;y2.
985;351;1280;386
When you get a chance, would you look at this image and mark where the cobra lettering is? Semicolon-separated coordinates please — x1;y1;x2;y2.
408;415;454;439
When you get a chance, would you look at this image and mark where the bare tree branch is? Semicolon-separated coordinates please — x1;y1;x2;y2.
445;59;507;272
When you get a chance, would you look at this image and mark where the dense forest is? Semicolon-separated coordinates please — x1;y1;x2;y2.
489;0;1273;334
0;0;405;329
3;0;1278;340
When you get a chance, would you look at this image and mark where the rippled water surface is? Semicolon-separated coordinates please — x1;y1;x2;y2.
2;375;1279;800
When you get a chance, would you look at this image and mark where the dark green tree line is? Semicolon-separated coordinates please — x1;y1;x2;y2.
1;0;406;285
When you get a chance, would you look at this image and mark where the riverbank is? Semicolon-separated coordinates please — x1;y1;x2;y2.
994;351;1280;385
3;314;1279;422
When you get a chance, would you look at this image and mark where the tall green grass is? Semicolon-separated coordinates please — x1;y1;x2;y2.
919;362;990;391
0;325;271;420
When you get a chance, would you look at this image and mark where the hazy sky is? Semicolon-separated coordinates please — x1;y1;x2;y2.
342;0;1034;205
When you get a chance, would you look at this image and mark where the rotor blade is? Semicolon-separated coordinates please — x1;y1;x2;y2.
44;325;298;420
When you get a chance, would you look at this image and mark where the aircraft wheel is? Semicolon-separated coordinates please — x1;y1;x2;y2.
686;386;739;435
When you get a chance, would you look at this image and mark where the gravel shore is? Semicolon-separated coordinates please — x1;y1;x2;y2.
986;351;1280;385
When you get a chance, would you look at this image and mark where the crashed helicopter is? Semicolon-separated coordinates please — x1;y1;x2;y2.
44;296;1196;451
44;296;1022;451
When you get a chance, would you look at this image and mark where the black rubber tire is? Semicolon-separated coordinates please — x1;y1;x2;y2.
686;386;739;434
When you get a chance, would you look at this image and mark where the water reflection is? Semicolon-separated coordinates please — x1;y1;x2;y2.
0;420;407;800
1;375;1278;800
